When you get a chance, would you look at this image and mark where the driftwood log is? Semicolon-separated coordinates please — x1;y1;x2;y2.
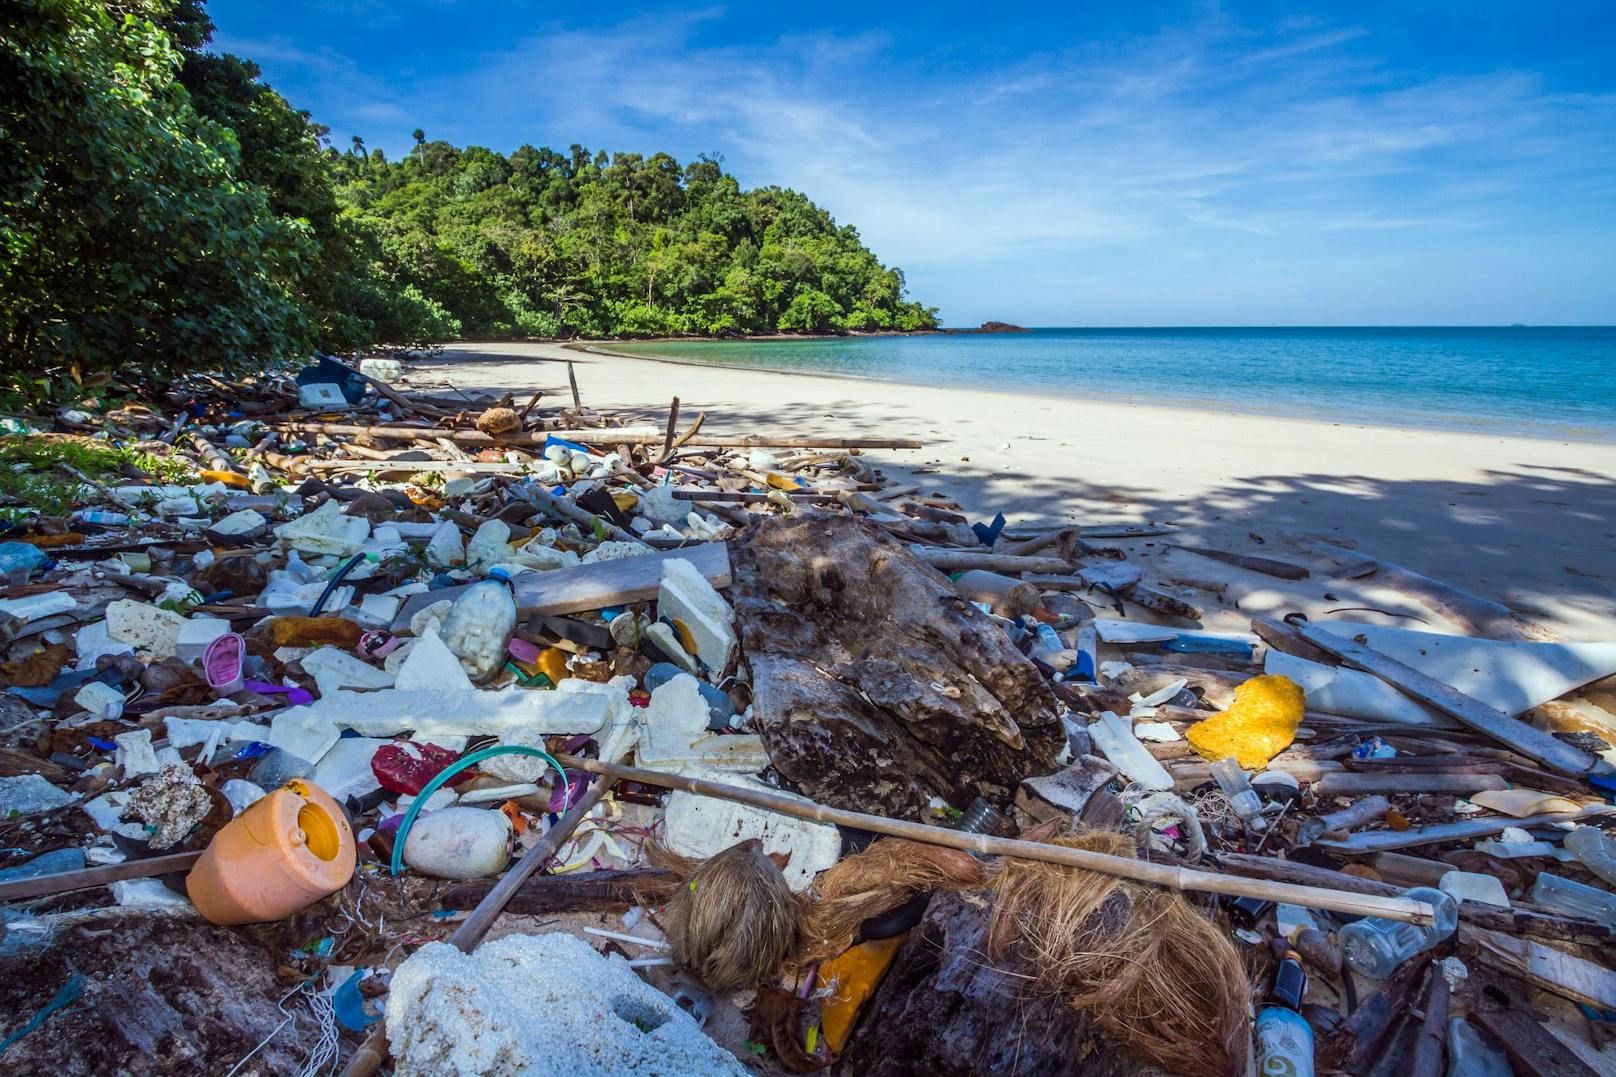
731;513;1064;818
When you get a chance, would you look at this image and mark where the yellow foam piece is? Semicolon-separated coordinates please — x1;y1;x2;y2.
1187;674;1305;769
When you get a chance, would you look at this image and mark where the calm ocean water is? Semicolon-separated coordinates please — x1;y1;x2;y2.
614;327;1616;441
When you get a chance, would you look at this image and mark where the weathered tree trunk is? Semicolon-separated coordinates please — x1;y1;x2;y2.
731;514;1064;819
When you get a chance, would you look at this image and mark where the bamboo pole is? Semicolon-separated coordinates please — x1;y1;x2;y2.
551;755;1439;925
337;771;620;1077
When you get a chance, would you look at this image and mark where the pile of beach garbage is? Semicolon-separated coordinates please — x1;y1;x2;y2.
1;353;1615;1074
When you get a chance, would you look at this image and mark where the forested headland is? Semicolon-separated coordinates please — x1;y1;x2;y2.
0;0;936;405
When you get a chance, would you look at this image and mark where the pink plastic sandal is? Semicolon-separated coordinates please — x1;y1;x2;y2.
204;632;246;695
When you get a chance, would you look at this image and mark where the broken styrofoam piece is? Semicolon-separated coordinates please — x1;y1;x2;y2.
1130;678;1189;709
113;730;161;778
393;627;475;692
208;508;268;536
1086;710;1174;790
424;521;464;568
398;788;459;815
267;709;342;766
301;646;396;697
457;783;542;805
220;779;265;815
637;674;767;774
511;537;580;571
275;498;370;557
126;762;212;850
0;774;76;816
74;680;126;720
358;357;403;382
164;716;269;749
1439;870;1512;909
74;619;134;669
105;599;185;658
1315;621;1616;717
312;737;390;803
1265;651;1455;728
1133;721;1181;743
1091;618;1257;648
465;520;515;573
403;806;512;879
112;877;195;910
438;582;516;681
357;593;403;627
644;621;698;673
385;933;747;1077
664;766;841;892
83;792;146;839
480;678;635;782
174;616;232;661
305;685;611;740
0;591;77;623
657;558;737;673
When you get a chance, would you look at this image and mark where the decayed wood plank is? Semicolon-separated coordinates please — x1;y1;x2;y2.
1283;617;1599;776
1172;544;1311;580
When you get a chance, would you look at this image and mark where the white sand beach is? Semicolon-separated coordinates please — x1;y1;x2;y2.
405;340;1616;642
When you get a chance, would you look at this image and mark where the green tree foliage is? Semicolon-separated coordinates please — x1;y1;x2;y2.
0;0;312;398
332;144;939;338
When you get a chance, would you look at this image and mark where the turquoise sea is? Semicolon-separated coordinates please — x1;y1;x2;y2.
613;327;1616;441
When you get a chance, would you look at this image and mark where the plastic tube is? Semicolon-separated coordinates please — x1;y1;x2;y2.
388;745;568;876
309;552;367;617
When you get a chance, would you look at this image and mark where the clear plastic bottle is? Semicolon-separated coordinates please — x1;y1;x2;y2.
1209;757;1266;830
248;747;316;790
1339;886;1459;979
1563;827;1616;887
1531;872;1616;927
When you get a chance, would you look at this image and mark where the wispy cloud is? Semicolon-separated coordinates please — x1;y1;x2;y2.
219;5;1616;323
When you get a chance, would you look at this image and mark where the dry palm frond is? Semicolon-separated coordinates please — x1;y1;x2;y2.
661;839;800;992
794;838;987;967
987;828;1252;1075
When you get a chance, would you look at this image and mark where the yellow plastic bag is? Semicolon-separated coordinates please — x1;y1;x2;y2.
1187;674;1305;770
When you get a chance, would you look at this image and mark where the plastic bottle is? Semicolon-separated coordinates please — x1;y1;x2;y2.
1339;886;1459;979
1254;949;1314;1077
74;509;131;526
1446;1017;1511;1077
248;747;316;790
1530;872;1616;926
0;542;47;577
438;580;516;680
957;798;1007;837
1564;827;1616;886
1209;757;1266;831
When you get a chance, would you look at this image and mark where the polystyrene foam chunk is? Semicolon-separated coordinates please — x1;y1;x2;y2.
267;709;342;765
164;716;269;749
637;675;766;774
275;499;371;557
385;933;747;1077
393;628;475;692
312;737;390;802
301;646;395;697
465;520;513;572
113;729;160;778
0;592;77;622
74;619;134;669
303;686;610;739
104;599;185;658
664;767;841;892
657;558;736;672
424;521;464;568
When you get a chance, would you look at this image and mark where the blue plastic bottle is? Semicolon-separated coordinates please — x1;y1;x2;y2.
1255;950;1313;1077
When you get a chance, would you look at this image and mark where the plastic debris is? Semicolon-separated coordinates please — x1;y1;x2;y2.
1186;674;1305;769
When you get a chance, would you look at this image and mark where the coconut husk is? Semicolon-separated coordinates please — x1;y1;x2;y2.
987;828;1252;1075
660;839;800;992
794;838;987;967
475;406;520;435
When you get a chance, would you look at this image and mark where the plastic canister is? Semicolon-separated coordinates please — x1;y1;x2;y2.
186;778;356;924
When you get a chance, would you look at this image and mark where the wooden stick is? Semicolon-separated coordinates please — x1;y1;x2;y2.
0;850;201;902
1283;617;1599;776
567;361;582;410
270;421;917;451
1172;544;1310;580
659;397;680;462
672;490;839;504
551;755;1438;924
658;411;705;464
912;549;1073;574
1312;805;1614;853
337;770;620;1077
508;482;641;544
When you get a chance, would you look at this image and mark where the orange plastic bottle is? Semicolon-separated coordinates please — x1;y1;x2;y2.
186;778;356;924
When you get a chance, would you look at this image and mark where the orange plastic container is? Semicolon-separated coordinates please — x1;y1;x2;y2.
186;779;356;924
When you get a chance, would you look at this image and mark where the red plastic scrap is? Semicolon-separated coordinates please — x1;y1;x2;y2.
371;742;475;795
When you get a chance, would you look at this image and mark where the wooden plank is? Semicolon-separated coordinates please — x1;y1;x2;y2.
1470;1008;1600;1077
1312;805;1615;853
1470;927;1616;1011
390;542;731;633
1172;544;1310;580
1285;617;1599;776
0;851;201;902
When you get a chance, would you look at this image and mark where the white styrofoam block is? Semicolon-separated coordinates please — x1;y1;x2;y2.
209;508;267;535
113;729;160;778
164;716;270;748
637;674;766;774
268;709;343;765
275;499;370;557
312;736;389;802
74;680;126;720
393;628;474;692
424;520;464;568
358;593;403;626
175;616;232;661
664;767;841;892
385;934;747;1077
301;646;395;698
298;686;610;739
104;599;185;658
657;558;736;673
0;592;77;623
644;622;697;673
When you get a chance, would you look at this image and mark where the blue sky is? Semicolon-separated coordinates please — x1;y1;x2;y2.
208;1;1615;327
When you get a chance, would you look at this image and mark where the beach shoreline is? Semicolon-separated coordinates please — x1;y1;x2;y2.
405;340;1616;641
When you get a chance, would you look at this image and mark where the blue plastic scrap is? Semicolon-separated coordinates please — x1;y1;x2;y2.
332;970;381;1030
972;513;1007;547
